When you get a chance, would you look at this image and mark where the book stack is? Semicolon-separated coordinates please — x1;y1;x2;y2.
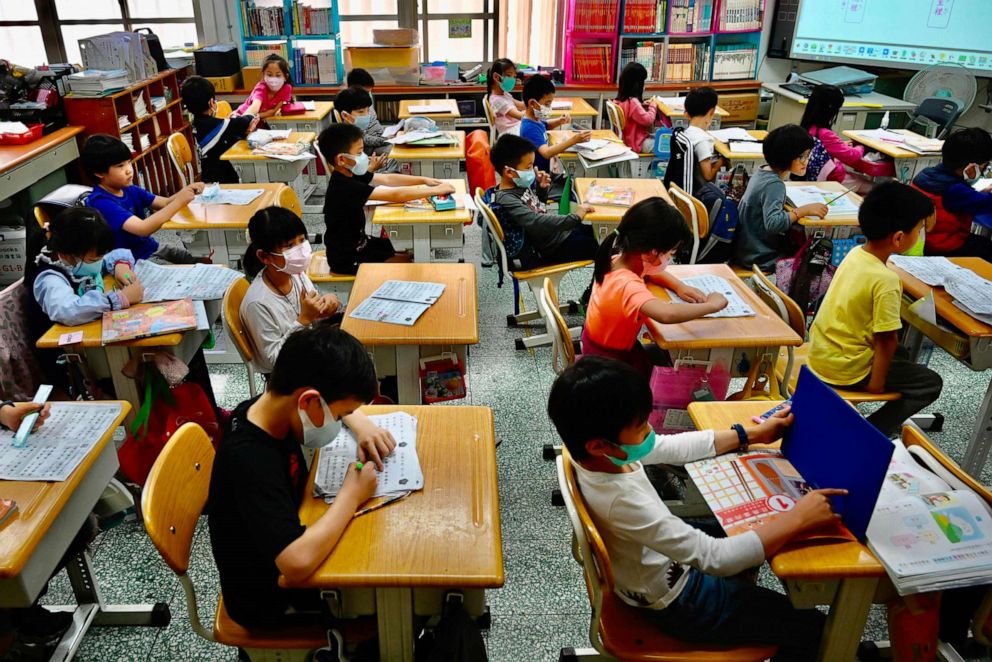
718;0;763;31
151;96;167;112
571;43;613;82
245;42;289;67
572;0;620;31
67;69;129;97
317;49;337;84
133;94;149;119
669;0;714;33
621;0;667;33
293;48;337;84
292;1;331;35
120;132;151;155
664;42;710;82
241;0;286;37
712;44;757;80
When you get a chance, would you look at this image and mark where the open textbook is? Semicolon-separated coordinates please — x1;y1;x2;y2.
785;185;860;217
665;274;755;318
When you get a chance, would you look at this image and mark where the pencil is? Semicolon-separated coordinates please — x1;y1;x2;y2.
824;187;854;205
353;491;410;518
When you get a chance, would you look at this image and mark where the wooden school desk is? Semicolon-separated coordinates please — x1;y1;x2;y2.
340;263;478;404
162;183;283;267
288;404;502;662
398;99;461;130
712;129;766;174
575;177;672;242
653;97;730;130
547;129;623;178
373;178;470;262
0;126;84;204
550;97;600;130
389;130;465;180
764;83;915;132
220;131;317;210
890;257;992;476
266;101;335;198
843;129;941;183
0;402;174;655
686;399;887;662
646;264;803;382
786;180;864;240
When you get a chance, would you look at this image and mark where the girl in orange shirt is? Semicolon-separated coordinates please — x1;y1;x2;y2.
581;198;728;377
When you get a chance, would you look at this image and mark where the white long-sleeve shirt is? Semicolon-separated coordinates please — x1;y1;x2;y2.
239;272;316;374
573;429;766;610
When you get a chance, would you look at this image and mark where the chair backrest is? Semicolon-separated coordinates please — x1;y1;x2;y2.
605;100;624;139
474;187;511;277
541;278;576;373
332;108;341;123
222;277;255;366
0;279;43;401
142;422;216;575
276;185;302;217
750;265;806;339
481;95;496;141
167;133;195;188
667;182;709;264
34;205;50;229
214;100;232;118
909;97;963;139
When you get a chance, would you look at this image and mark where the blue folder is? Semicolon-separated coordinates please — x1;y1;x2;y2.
782;366;895;540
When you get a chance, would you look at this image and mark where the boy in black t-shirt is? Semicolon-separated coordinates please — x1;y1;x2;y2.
317;123;453;274
207;324;395;629
181;75;259;184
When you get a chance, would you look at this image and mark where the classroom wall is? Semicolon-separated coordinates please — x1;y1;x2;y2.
198;0;238;45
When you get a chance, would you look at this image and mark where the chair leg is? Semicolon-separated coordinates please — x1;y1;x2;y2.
558;646;614;661
515;333;553;350
247;364;258;398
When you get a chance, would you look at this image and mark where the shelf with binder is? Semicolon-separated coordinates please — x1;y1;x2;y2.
711;31;760;81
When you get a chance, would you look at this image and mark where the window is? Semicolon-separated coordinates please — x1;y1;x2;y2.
339;0;401;46
0;4;51;66
499;0;560;68
418;0;495;65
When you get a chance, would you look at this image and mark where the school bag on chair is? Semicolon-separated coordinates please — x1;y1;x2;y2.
694;182;739;264
775;236;835;327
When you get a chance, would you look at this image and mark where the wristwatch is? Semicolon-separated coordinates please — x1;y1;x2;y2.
731;423;748;452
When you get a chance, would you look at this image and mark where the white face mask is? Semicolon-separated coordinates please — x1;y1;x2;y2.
536;103;552;120
270;240;312;276
298;394;343;449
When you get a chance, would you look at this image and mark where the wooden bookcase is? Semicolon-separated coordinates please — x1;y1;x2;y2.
64;69;194;196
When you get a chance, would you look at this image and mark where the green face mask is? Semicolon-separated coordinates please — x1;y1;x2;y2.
607;429;657;466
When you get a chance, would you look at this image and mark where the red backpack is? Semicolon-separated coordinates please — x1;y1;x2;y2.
465;130;496;207
911;183;971;254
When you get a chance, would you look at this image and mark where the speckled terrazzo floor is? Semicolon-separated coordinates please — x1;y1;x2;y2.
39;218;992;661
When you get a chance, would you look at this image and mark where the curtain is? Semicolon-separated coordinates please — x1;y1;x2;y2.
499;0;559;68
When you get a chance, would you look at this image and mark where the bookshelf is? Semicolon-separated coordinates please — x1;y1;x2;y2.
616;0;762;84
564;0;622;84
237;0;345;87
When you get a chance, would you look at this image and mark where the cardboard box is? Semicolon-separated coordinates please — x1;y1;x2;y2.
346;46;419;70
373;29;419;46
242;66;261;90
0;226;26;286
718;93;759;123
206;72;242;93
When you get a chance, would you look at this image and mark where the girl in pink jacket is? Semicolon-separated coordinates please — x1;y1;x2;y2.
800;84;873;194
615;62;670;153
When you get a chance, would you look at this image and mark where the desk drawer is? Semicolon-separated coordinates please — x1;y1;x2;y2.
430;223;462;248
383;224;413;250
901;297;970;363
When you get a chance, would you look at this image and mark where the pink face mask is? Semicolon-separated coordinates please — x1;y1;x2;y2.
271;240;312;275
264;75;285;92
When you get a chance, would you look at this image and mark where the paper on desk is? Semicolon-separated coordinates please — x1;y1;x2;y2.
349;297;432;325
856;129;906;143
383;122;403;139
371;280;445;304
259;151;315;162
0;402;123;481
387;130;442;145
786;185;859;217
551;100;573;110
409;104;452;114
192;300;210;331
658;96;686;109
910;291;938;326
302;100;316;111
952;300;992;326
945;269;992;315
0;121;29;134
709;127;757;143
193;188;264;206
247;129;291;143
135;261;242;302
566;138;614;153
665;274;755;318
728;140;763;154
313;412;422;502
888;255;964;287
973;178;992;192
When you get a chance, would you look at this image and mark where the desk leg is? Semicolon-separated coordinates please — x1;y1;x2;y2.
207;228;232;267
254;163;269;183
961;378;992;477
817;576;877;662
412;224;431;263
420;161;435;179
106;346;138;427
376;587;414;662
395;345;422;404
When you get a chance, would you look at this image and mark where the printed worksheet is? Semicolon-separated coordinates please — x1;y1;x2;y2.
888;255;965;287
313;412;423;502
193;188;264;206
786;185;859;217
945;270;992;315
708;127;757;143
134;262;241;302
665;274;755;318
349;297;431;326
371;280;446;304
0;403;123;481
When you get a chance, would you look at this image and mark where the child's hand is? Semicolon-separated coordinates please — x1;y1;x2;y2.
704;292;728;312
800;203;829;219
747;408;794;446
572;130;592;144
674;284;706;303
0;402;50;432
298;289;324;325
247;115;261;133
368;153;388;172
573;203;593;218
340;461;378;506
175;187;197;206
536;169;552;189
320;293;341;317
559;113;572;125
432;182;456;196
356;425;397;471
121;279;144;304
790;489;846;531
114;262;136;287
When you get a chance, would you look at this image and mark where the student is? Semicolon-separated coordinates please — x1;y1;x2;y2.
912;127;992;260
181;75;259;184
487;58;525;137
663;86;725;195
490;134;598;265
234;53;293;120
82;134;203;264
208;324;394;629
345;68;389;156
732;124;828;272
614;62;666;153
333;85;388;171
582;198;727;378
317;123;454;274
799;84;873;194
808;181;943;437
23;207;143;389
519;74;591;173
547;356;839;661
239;206;340;374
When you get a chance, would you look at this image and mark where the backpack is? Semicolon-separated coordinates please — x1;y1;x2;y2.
480;187;539;287
663;127;705;197
799;128;835;182
775;236;836;328
415;595;488;662
465;130;496;197
694;182;739;264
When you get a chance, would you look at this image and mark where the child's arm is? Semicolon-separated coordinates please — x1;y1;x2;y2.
128;186;201;237
498;192;587;239
367;182;455;203
547;114;570;129
866;330;899;393
639;292;727;324
645;269;707;303
944;183;992;217
276;461;378;583
33;272;123;326
539;129;593;160
698;155;725;182
371;172;443;187
105;249;136;286
642;411;794;467
343;411;396;471
817;128;865;165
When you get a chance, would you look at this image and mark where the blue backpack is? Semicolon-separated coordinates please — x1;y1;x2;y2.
695;182;739;264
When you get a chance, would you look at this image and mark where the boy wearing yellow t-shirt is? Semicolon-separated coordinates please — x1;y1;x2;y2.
807;181;943;437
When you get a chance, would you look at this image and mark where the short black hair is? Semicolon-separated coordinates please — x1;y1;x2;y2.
181;75;216;115
522;74;555;105
547;357;653;461
941;127;992;171
762;124;815;171
268;324;378;405
346;68;375;88
81;134;132;178
317;123;363;163
490;134;534;174
243;206;308;279
334;85;372;114
858;181;934;241
684;86;718;117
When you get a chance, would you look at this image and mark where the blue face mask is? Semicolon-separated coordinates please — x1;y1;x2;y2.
511;167;536;188
353;113;371;131
608;429;657;466
499;74;516;93
343;151;369;176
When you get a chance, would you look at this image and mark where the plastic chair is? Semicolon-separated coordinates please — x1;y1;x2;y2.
167;133;196;187
906;97;963;140
604;100;624;140
214;100;232;118
481;95;496;142
536;277;578;375
556;450;779;662
474;187;591;350
667;183;710;265
276;185;303;217
306;249;356;299
222;278;261;398
750;266;901;403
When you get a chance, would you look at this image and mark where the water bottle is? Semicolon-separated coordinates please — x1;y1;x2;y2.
880;111;890;130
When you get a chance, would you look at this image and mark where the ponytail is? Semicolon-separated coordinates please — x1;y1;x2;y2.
593;230;619;284
243;206;307;280
593;197;691;284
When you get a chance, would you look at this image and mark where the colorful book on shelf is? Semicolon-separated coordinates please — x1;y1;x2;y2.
241;0;286;37
573;0;621;31
101;298;197;344
622;0;667;33
718;0;763;31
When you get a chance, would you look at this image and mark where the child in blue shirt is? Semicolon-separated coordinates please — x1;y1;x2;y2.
82;134;204;264
519;75;590;173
